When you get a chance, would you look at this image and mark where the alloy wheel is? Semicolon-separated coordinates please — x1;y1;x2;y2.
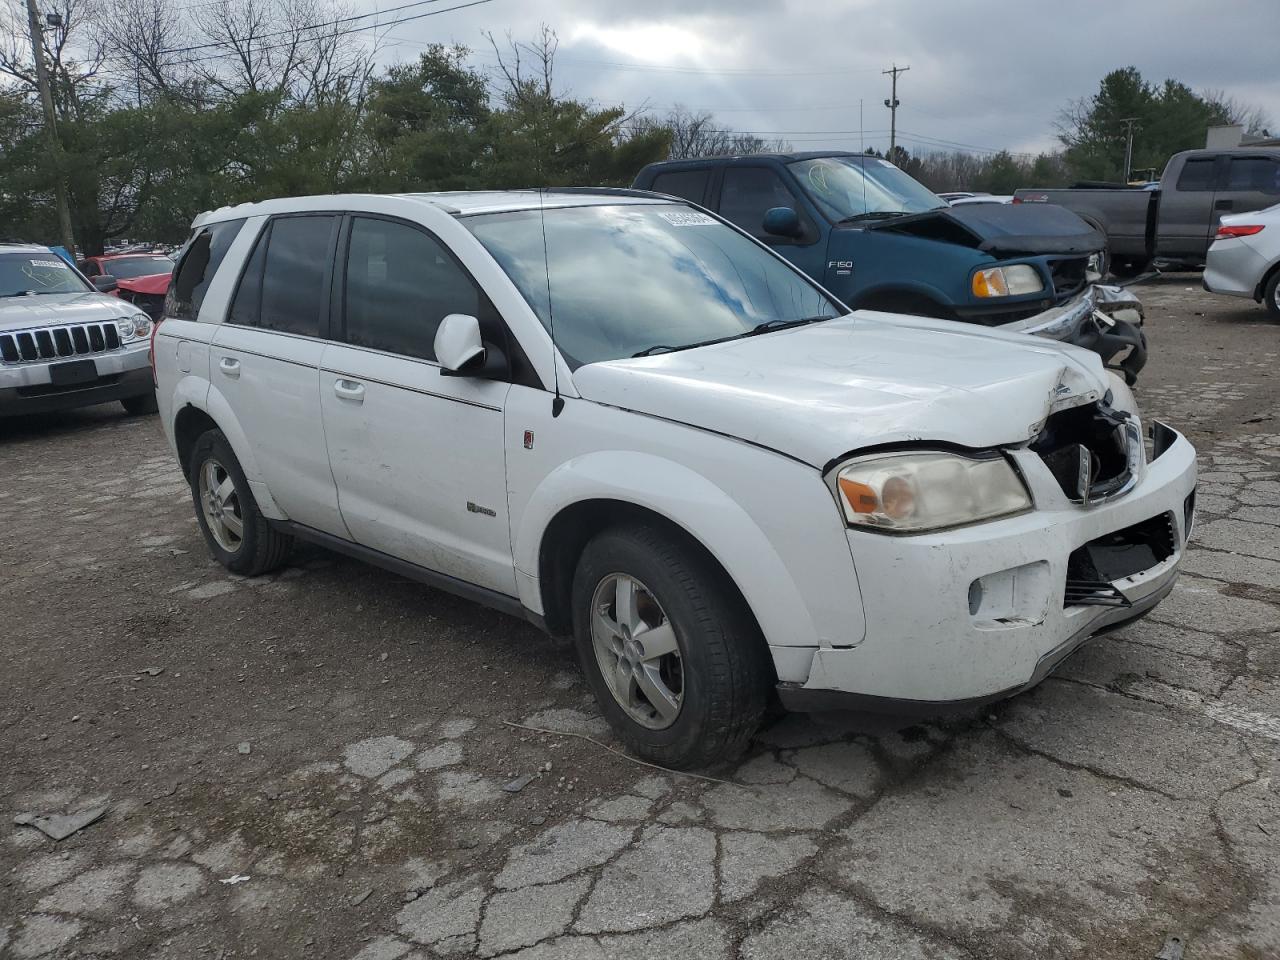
589;573;684;730
198;457;244;552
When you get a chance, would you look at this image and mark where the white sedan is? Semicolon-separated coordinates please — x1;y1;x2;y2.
1204;202;1280;317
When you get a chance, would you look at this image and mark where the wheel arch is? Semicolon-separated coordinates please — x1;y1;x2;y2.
1254;257;1280;303
515;453;829;654
852;283;956;319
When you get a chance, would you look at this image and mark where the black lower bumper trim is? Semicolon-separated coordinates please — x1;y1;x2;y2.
0;365;153;417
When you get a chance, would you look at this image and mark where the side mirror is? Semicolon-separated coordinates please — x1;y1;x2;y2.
92;275;118;293
763;206;803;239
435;313;485;374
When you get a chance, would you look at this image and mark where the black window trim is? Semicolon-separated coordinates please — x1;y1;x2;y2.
332;211;541;388
223;212;340;340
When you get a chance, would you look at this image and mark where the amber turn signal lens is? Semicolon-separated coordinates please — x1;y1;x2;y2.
838;476;879;514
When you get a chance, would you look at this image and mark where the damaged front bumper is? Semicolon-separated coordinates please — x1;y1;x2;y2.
998;284;1148;385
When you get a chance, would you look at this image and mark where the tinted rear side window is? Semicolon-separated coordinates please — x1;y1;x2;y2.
228;215;337;337
165;218;245;320
650;169;710;204
1175;158;1218;192
343;217;487;362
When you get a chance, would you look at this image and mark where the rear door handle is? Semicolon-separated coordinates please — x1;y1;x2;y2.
218;356;240;379
1214;199;1234;210
333;378;365;403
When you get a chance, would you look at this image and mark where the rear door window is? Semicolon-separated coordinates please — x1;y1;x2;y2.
165;219;245;321
1175;157;1218;192
650;169;710;204
342;216;488;362
227;215;337;337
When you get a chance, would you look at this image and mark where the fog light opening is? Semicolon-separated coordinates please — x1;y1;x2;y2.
967;580;983;617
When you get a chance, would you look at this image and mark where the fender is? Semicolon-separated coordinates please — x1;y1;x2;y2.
201;382;288;520
163;372;209;455
514;450;848;651
852;279;954;314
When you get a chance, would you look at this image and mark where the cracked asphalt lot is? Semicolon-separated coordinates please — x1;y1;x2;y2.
2;274;1279;960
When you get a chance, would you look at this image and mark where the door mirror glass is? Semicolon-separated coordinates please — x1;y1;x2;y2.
434;313;485;373
92;274;118;292
763;206;803;239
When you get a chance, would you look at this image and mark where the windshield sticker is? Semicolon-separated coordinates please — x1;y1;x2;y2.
29;259;68;268
658;210;717;227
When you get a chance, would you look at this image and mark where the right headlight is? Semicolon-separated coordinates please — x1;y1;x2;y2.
832;450;1032;533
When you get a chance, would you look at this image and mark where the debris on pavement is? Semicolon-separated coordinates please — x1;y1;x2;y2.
219;875;251;885
502;773;537;793
238;742;252;755
1155;934;1186;959
13;804;109;841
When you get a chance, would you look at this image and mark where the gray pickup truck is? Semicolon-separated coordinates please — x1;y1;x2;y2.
1014;148;1280;276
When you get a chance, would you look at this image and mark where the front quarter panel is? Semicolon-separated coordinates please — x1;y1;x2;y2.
506;388;866;663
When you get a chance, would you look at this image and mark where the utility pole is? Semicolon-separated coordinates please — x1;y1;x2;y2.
24;0;76;258
883;63;909;158
1119;116;1140;184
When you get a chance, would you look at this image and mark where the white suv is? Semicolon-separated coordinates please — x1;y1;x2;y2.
153;190;1197;767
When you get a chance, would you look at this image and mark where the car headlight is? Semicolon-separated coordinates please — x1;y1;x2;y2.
116;316;151;341
832;450;1032;533
971;264;1045;298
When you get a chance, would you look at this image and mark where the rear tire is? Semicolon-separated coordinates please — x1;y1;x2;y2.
188;429;292;576
1264;271;1280;319
121;392;158;415
570;523;771;769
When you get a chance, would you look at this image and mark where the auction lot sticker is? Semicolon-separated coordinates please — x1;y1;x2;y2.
658;210;718;226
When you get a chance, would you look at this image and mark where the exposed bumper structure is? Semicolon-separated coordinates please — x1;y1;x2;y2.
1000;283;1148;385
778;421;1196;713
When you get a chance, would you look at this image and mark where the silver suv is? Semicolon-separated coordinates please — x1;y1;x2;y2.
0;244;157;417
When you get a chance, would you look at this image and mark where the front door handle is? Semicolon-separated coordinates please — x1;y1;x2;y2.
333;379;365;403
219;356;241;379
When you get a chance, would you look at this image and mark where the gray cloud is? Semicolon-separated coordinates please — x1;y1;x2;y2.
379;0;1279;157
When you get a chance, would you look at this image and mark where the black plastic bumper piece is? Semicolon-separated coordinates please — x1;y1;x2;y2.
0;365;153;417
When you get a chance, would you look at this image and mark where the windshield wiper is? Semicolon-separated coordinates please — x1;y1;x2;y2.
632;316;835;358
746;316;835;336
836;211;905;225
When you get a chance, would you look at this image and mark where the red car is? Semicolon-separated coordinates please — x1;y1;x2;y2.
80;253;174;320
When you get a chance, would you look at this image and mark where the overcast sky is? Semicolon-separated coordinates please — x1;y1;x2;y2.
369;0;1279;158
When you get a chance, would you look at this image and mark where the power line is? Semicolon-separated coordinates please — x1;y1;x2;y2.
177;0;494;66
160;0;484;56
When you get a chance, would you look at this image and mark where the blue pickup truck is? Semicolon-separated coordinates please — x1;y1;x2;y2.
633;151;1147;382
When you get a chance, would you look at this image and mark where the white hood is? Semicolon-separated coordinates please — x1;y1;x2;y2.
571;312;1110;467
0;292;142;333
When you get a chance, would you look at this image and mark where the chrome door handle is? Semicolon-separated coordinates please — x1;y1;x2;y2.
219;356;240;379
333;379;365;402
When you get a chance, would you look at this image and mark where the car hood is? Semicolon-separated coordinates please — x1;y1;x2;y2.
862;202;1103;256
0;291;142;332
571;313;1110;467
116;273;172;296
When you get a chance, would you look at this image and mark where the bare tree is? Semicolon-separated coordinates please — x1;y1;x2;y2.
95;0;191;100
1202;89;1272;136
632;106;788;160
0;0;107;119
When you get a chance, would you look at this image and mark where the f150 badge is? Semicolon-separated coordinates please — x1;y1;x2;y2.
828;260;853;277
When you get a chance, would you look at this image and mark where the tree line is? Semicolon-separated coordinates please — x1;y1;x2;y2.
0;0;1267;258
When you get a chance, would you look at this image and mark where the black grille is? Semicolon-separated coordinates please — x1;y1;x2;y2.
1064;512;1177;608
1048;257;1089;298
0;321;123;364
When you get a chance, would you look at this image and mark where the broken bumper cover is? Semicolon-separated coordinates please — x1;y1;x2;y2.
999;284;1148;385
778;421;1196;713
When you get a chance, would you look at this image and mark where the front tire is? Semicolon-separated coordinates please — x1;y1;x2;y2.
570;523;771;768
188;429;292;576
